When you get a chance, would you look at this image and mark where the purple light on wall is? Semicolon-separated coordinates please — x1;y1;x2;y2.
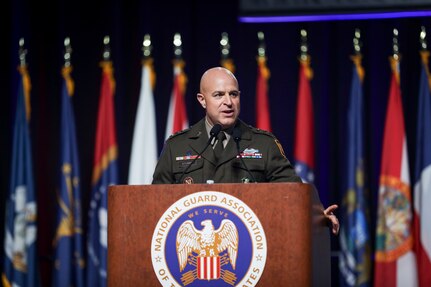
239;10;431;23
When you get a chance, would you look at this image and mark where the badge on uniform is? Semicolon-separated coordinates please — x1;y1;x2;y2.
183;176;194;184
176;151;200;161
274;139;286;159
237;148;262;159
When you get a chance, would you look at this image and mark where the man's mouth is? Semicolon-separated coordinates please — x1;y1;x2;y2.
222;110;235;117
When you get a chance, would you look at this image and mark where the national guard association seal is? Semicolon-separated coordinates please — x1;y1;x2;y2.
151;191;267;287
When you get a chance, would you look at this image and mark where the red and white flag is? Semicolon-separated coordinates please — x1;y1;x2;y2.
255;56;271;132
374;57;418;287
165;60;188;139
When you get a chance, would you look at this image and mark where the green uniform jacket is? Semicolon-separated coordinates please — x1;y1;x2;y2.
152;119;301;184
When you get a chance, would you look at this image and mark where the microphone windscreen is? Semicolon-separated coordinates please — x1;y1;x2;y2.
233;126;242;142
210;124;222;137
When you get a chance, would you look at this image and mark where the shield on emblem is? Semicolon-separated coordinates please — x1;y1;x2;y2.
197;256;220;280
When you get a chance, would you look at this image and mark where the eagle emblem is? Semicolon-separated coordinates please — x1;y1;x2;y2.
176;219;238;285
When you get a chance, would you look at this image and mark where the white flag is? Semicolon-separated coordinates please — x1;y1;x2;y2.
128;60;157;184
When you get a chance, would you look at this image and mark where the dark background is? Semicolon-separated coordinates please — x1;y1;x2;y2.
1;0;430;286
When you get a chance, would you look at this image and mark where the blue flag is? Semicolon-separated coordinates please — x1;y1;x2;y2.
413;51;431;286
52;67;84;287
339;56;371;286
2;66;39;287
87;61;119;287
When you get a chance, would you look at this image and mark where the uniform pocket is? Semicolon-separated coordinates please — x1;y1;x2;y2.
231;159;265;182
173;159;204;183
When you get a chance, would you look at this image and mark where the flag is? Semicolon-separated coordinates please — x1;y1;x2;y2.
128;58;158;184
87;61;119;287
221;58;235;74
374;56;418;287
294;57;315;183
164;59;188;139
413;50;431;287
339;55;371;287
255;56;271;131
52;66;84;287
2;65;39;287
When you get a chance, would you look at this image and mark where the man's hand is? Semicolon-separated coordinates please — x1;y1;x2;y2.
324;204;339;235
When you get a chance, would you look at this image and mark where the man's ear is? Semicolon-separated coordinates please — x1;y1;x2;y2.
197;93;206;108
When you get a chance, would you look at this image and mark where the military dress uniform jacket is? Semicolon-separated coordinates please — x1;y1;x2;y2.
152;119;301;184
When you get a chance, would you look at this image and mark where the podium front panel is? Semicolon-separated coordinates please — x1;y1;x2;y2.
108;183;330;287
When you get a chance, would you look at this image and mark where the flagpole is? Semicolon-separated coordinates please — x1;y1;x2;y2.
374;28;418;287
294;29;315;184
338;29;372;287
52;37;85;287
414;26;431;287
220;32;235;73
255;31;271;131
165;33;188;139
3;37;39;287
87;35;119;287
128;34;158;184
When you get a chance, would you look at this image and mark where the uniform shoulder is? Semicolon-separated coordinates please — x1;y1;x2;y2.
247;125;288;158
166;126;192;141
247;125;277;139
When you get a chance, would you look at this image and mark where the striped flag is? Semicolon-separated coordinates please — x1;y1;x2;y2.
165;59;188;139
2;65;39;287
86;61;119;287
374;56;418;287
339;55;371;286
255;56;271;131
128;58;158;184
294;57;314;183
52;66;84;287
413;50;431;287
197;256;220;280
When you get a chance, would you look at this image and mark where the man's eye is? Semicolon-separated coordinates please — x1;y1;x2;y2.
214;93;223;98
230;92;239;97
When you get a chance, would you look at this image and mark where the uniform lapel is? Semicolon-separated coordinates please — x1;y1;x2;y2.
188;119;217;166
217;120;252;166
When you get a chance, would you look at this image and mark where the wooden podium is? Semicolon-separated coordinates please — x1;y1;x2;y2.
108;183;331;287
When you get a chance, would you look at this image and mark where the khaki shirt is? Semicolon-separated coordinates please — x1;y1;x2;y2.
152;119;301;184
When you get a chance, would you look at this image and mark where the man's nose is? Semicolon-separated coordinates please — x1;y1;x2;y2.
223;94;232;105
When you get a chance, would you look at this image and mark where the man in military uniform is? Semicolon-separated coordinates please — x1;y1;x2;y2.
152;67;339;234
152;66;299;184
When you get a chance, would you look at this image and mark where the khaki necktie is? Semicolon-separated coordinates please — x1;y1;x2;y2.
214;132;226;161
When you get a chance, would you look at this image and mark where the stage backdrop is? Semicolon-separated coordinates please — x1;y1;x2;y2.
1;0;430;286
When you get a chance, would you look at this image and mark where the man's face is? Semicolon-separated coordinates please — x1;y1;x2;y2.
197;70;241;129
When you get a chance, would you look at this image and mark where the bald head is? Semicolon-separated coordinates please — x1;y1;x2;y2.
197;67;241;129
199;67;239;94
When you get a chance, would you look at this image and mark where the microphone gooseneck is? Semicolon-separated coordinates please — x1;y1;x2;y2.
233;126;257;183
209;124;222;144
176;124;222;184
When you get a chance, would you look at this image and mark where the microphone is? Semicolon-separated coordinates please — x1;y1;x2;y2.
176;124;222;184
233;126;257;183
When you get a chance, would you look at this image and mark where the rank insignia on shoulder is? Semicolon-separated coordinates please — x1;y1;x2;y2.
237;148;262;159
